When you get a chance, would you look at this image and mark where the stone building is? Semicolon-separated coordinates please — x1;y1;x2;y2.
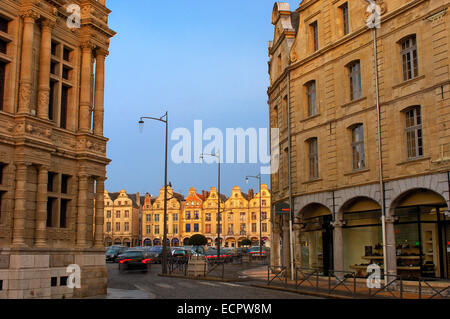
139;185;271;248
0;0;115;298
268;0;450;280
103;190;142;247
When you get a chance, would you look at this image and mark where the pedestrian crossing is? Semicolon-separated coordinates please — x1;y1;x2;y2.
134;280;244;296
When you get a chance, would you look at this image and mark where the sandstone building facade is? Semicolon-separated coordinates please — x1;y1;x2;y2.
0;0;115;298
138;185;271;248
268;0;450;280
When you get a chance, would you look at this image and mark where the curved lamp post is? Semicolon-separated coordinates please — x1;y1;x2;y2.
138;112;169;275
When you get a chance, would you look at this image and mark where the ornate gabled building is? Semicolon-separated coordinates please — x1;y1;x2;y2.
268;0;450;280
0;0;115;299
103;190;141;247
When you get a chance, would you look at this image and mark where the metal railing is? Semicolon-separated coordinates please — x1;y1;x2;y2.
268;266;288;286
368;275;404;299
418;277;450;299
327;270;357;297
295;268;321;290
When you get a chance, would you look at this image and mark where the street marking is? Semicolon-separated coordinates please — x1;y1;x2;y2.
133;284;157;299
221;282;242;288
198;281;220;287
155;283;175;289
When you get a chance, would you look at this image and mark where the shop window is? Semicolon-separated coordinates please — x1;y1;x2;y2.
405;106;423;159
400;35;418;81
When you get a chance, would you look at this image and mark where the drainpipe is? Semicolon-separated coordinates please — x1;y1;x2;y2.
372;27;388;284
287;70;295;280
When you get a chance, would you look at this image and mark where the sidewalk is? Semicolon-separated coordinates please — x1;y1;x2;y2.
239;267;450;299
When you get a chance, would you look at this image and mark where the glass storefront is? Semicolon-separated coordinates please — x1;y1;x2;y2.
395;205;449;279
343;210;383;277
299;215;333;274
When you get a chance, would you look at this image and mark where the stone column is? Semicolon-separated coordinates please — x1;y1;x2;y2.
385;217;397;281
18;11;39;114
34;165;48;247
37;19;54;120
332;220;345;277
76;174;89;247
12;163;28;247
79;43;94;132
93;49;107;136
94;177;106;248
282;218;290;272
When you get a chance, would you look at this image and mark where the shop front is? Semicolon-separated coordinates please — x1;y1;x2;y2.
298;204;333;274
341;198;383;277
393;189;449;279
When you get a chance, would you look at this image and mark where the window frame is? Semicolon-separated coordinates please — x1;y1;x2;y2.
404;106;424;160
307;138;319;180
400;35;419;82
347;60;362;101
306;80;317;117
351;124;366;170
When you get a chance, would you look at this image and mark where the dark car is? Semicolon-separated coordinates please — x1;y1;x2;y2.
117;250;152;273
106;245;128;263
248;246;269;258
205;248;232;263
147;246;173;264
231;247;245;260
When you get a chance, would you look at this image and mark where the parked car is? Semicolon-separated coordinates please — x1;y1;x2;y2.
205;248;232;262
230;247;245;260
147;246;173;264
106;245;128;263
248;246;269;258
117;250;152;273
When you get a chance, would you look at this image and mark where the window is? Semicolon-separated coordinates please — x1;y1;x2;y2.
60;199;68;228
106;210;111;219
49;41;74;128
194;211;199;220
240;224;246;235
124;210;129;218
124;222;129;232
106;222;111;232
348;61;361;101
173;225;178;234
0;61;5;111
277;54;282;76
185;211;191;220
228;224;234;235
340;2;349;35
252;213;256;220
205;213;211;222
262;200;267;206
252;223;257;233
228;213;233;222
0;163;5;184
401;35;418;81
146;225;150;234
60;276;68;287
115;222;120;232
262;212;268;220
306;81;317;116
310;21;319;52
46;198;56;227
240;212;246;222
146;214;151;222
205;224;211;233
0;190;5;222
154;214;160;222
116;211;120;219
262;223;268;233
194;224;199;232
154;225;159;235
308;138;319;180
405;106;423;159
351;124;365;170
173;213;178;222
51;277;57;287
186;224;191;233
47;172;57;192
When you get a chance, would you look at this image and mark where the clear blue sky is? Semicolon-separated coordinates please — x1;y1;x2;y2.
104;0;300;197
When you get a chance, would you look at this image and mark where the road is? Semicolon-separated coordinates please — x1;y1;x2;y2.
105;263;320;299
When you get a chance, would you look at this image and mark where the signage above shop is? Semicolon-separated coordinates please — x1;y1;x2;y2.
275;202;290;214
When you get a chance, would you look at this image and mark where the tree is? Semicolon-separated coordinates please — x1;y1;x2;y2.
189;234;207;246
240;238;252;247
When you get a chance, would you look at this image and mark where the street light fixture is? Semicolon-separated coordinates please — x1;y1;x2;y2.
138;112;170;275
245;173;263;259
200;151;222;261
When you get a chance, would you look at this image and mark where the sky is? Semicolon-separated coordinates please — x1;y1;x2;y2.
104;0;301;198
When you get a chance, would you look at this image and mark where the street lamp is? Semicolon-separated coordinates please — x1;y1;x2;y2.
200;151;221;261
245;173;263;259
138;112;169;275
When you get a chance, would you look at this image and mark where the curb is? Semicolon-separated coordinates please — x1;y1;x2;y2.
158;273;249;283
250;284;356;299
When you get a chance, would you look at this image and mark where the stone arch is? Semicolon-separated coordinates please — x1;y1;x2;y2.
298;202;332;221
143;238;152;246
337;196;382;221
388;187;448;216
183;237;190;246
385;173;450;215
113;238;122;245
335;184;381;221
104;237;112;246
294;192;334;219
